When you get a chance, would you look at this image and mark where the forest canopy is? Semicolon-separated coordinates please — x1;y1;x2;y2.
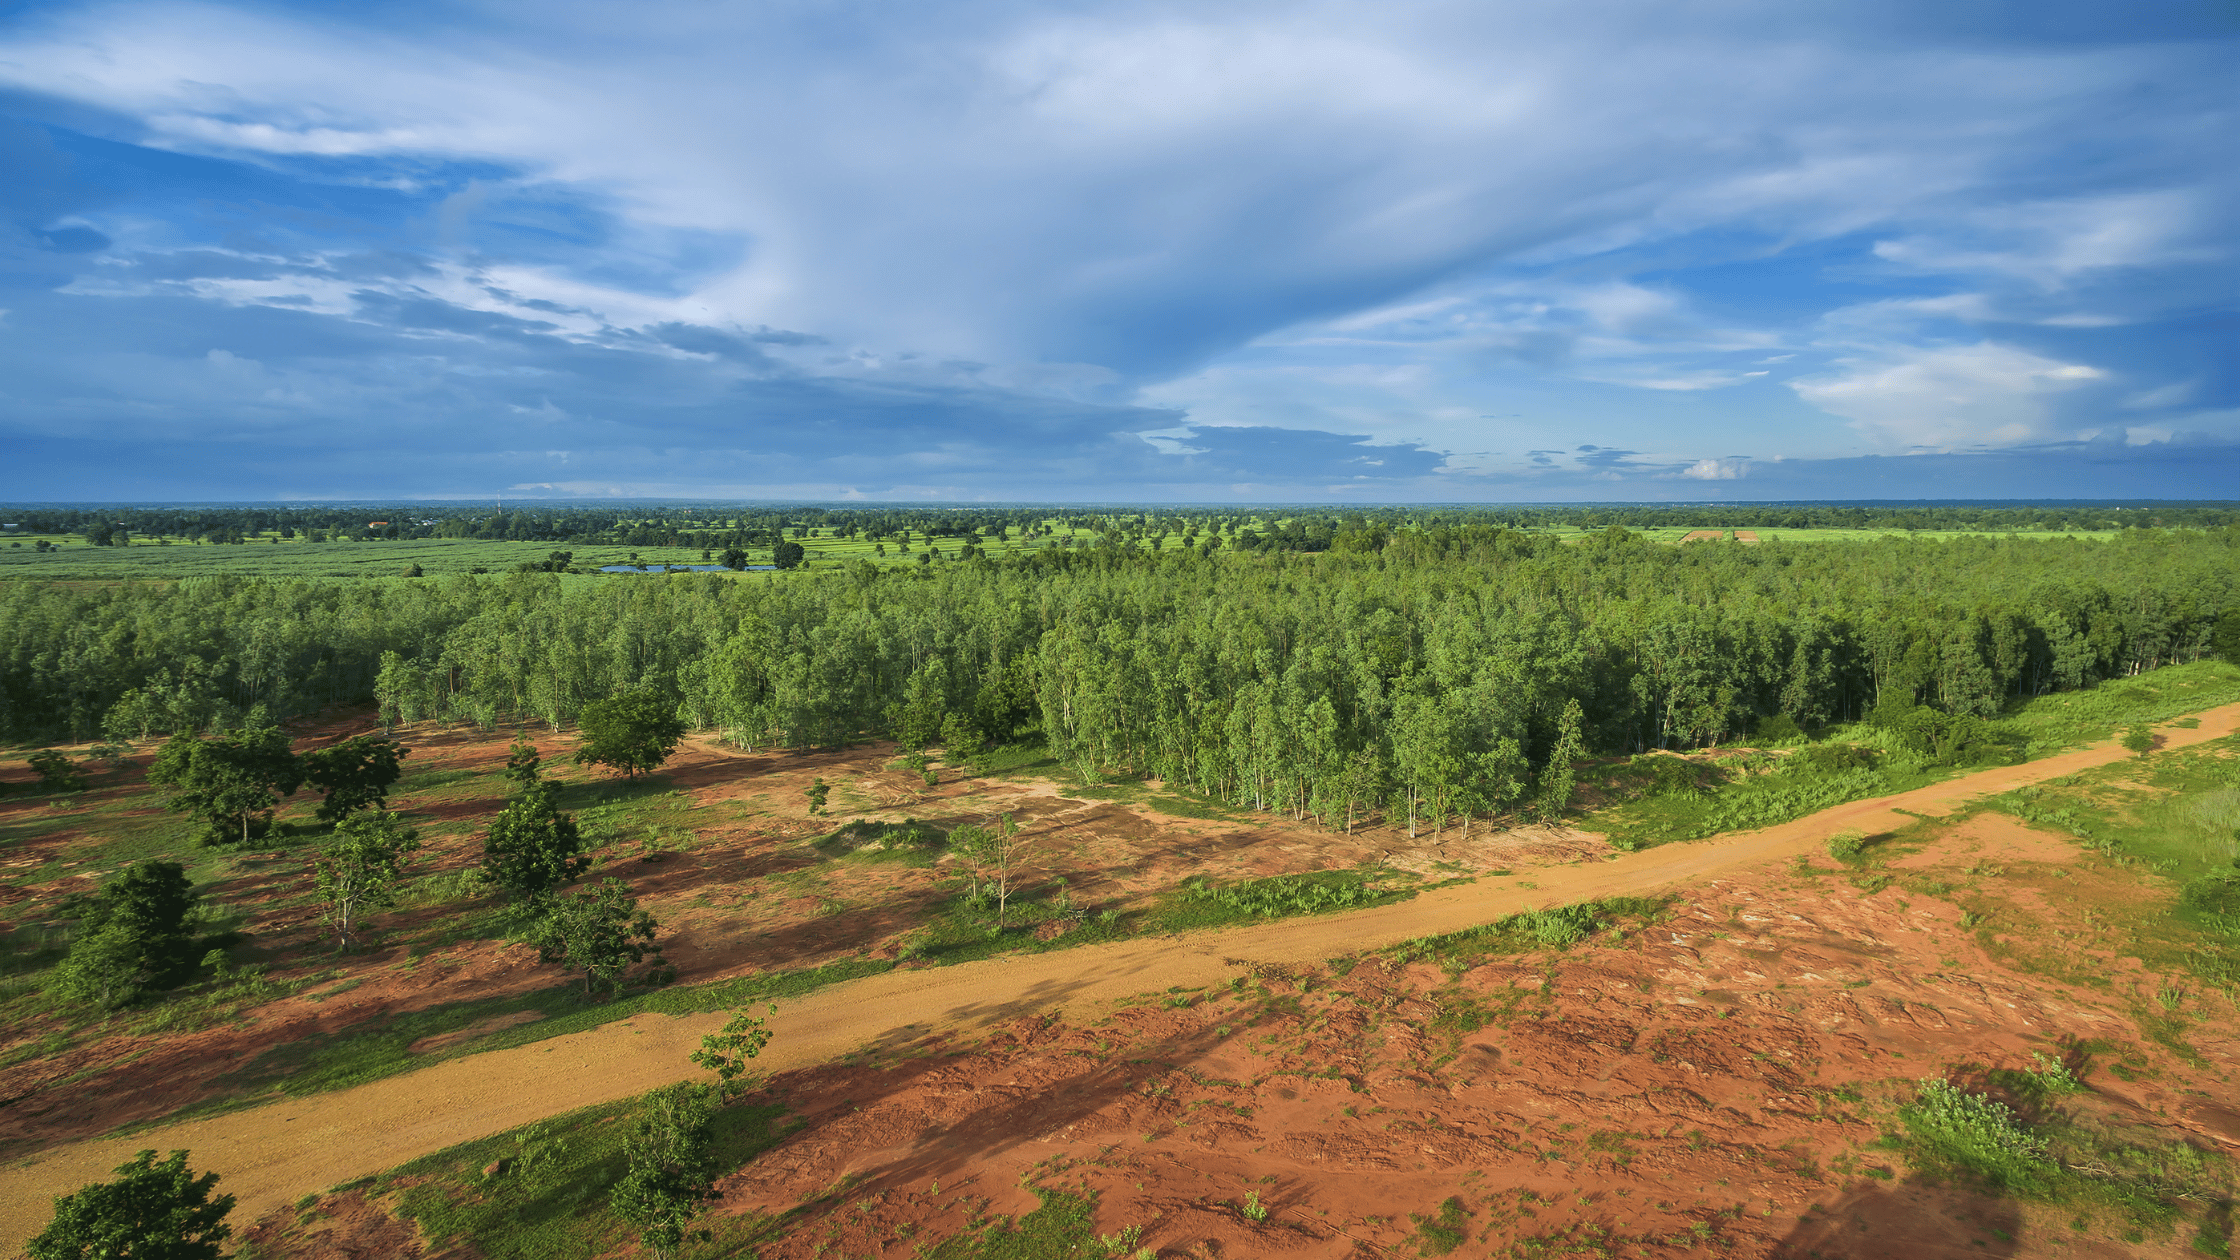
6;523;2236;832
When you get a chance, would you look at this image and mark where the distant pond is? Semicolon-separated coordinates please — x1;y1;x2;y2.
599;563;774;573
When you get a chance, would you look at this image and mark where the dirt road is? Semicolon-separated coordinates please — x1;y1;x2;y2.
6;705;2236;1251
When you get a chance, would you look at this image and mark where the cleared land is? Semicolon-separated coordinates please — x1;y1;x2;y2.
3;705;2236;1256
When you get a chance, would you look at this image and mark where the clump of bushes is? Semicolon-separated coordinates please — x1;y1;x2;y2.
816;819;944;857
1754;714;1805;744
1825;830;1868;862
26;749;87;793
2179;871;2240;916
1183;871;1392;918
1899;1077;2055;1194
1869;702;2024;768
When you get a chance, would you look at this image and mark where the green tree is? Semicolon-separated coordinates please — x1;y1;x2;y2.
299;735;411;822
771;540;805;570
611;1083;720;1259
482;789;589;904
26;1149;234;1260
314;811;422;952
27;749;86;793
146;723;303;847
503;735;543;793
804;777;830;816
2216;611;2240;668
950;813;1028;926
102;687;163;742
2121;725;2155;757
718;547;750;570
1533;698;1587;821
573;690;687;780
53;861;198;1008
889;661;947;750
690;1004;776;1085
528;878;672;999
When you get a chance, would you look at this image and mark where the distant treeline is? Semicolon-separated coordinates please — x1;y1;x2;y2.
5;501;2238;553
6;529;2238;829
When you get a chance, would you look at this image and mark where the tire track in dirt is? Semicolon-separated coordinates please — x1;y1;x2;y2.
6;704;2236;1251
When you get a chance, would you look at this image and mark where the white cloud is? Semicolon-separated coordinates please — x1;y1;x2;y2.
1679;457;1748;480
1790;342;2106;451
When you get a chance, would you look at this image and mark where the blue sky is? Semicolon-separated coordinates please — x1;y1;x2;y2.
0;0;2233;502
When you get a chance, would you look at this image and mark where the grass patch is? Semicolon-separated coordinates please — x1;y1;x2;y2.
1146;868;1418;933
1383;896;1672;969
1583;661;2240;852
921;1186;1103;1259
1410;1196;1469;1256
373;1093;792;1260
2001;661;2240;753
814;818;947;865
1891;1076;2232;1240
1974;735;2240;995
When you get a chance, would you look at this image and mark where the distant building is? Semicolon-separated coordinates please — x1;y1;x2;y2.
367;521;390;528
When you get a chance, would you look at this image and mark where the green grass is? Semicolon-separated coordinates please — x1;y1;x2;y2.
921;1187;1105;1260
2000;660;2240;753
1976;733;2240;994
347;1086;1104;1260
813;817;948;865
1410;1196;1470;1256
1144;868;1418;932
1582;660;2240;851
367;1094;794;1260
1380;896;1672;971
1889;1077;2231;1240
0;520;1119;582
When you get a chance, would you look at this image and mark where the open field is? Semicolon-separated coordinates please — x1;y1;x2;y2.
0;522;1117;581
1525;524;2126;545
0;518;2153;583
4;694;2238;1256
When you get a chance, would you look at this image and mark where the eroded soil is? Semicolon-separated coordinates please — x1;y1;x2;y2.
4;708;2237;1258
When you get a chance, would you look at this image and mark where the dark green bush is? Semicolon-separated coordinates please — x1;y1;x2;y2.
2179;873;2240;916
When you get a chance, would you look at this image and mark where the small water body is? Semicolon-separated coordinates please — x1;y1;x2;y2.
598;563;774;573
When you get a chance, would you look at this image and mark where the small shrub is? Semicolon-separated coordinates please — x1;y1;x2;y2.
1899;1078;2055;1194
1410;1196;1469;1256
1825;831;1867;862
1754;714;1804;743
27;749;87;793
2180;873;2240;916
1497;903;1598;948
1790;743;1877;774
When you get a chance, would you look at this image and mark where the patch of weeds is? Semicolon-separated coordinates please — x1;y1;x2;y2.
814;818;947;866
379;1091;791;1260
1409;1196;1469;1257
1895;1076;2233;1239
1897;1078;2056;1194
921;1185;1103;1259
1149;868;1415;931
1383;896;1672;968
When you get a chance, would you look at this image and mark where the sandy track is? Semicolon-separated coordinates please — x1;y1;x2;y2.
6;704;2236;1250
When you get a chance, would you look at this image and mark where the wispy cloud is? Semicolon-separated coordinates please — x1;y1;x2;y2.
0;0;2231;498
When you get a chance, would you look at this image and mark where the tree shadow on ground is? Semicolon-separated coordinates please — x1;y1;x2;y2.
1774;1174;2022;1258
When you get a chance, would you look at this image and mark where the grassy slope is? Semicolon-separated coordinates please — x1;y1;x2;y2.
1580;660;2240;851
